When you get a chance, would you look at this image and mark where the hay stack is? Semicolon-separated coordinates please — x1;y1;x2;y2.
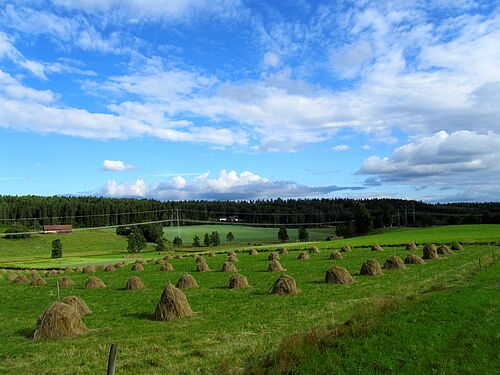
175;273;199;289
406;242;418;251
360;259;383;276
208;252;216;257
197;261;211;272
228;274;249;289
451;242;463;251
58;276;75;287
160;263;174;271
309;246;320;254
267;259;284;272
329;251;343;260
325;266;353;284
437;244;453;255
423;244;438;260
383;256;406;270
228;255;239;263
84;276;106;289
131;263;144;271
195;256;205;263
6;273;17;282
341;244;352;253
45;270;58;277
135;259;147;265
104;265;116;272
175;255;183;259
268;252;280;261
297;251;310;260
371;244;384;251
13;274;29;285
76;267;83;273
270;275;300;296
249;249;259;255
31;277;47;286
62;296;91;316
279;248;289;255
404;253;425;265
82;266;95;274
126;276;145;290
154;284;193;321
156;259;165;265
30;270;40;279
33;301;87;340
227;251;237;257
221;261;238;272
64;267;73;273
163;255;173;260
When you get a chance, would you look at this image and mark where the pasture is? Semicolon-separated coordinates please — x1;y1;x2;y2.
0;224;499;374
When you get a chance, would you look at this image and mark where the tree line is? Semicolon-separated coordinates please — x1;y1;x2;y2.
1;195;500;232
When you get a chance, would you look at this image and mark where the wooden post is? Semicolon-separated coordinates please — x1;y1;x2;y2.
479;257;481;269
107;344;117;375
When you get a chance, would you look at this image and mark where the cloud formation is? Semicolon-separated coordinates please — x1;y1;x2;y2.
102;169;364;200
102;159;135;171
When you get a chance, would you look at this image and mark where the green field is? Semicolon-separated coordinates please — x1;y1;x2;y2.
0;224;499;374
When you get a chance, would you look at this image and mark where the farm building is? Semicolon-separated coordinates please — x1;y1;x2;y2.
43;225;73;234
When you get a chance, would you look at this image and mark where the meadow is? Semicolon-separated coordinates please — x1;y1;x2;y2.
0;224;498;374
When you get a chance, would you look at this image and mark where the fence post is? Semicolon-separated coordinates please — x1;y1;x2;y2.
107;344;117;375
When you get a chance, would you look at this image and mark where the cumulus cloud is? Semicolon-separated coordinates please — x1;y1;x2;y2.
101;169;364;200
357;130;500;199
329;40;372;78
102;159;135;171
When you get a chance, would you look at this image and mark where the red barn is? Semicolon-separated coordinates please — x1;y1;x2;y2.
43;225;73;234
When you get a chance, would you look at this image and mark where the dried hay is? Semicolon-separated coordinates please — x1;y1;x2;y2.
6;273;17;282
268;252;280;261
30;270;40;279
154;284;193;321
104;265;116;272
437;244;453;255
195;256;206;263
64;267;73;273
325;266;353;284
131;263;144;271
76;267;83;273
84;276;106;289
175;273;198;289
197;261;211;272
406;242;418;251
30;277;47;286
371;244;384;251
270;275;300;296
221;261;238;272
45;270;58;277
57;276;75;287
62;296;91;316
383;256;406;270
156;259;165;265
249;249;259;255
82;266;95;274
126;276;145;290
267;259;284;272
279;248;289;255
404;253;425;265
228;255;239;263
329;251;343;260
423;243;438;260
33;301;87;340
160;263;174;271
13;274;29;285
163;255;173;260
309;246;320;254
360;259;383;276
227;251;237;257
297;251;310;260
228;274;249;289
340;244;352;253
451;242;464;251
208;252;216;257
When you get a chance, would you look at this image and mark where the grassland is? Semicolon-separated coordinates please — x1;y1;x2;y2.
0;227;498;374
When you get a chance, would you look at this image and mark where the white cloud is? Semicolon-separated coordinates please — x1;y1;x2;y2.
332;144;350;152
329;40;372;78
102;169;364;200
357;130;500;197
263;52;280;68
102;159;135;171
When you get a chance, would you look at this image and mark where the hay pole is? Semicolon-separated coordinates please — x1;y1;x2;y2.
56;280;60;301
107;344;117;375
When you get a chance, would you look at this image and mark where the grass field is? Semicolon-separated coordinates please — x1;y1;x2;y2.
0;226;498;374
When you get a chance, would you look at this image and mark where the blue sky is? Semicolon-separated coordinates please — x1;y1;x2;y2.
0;0;499;202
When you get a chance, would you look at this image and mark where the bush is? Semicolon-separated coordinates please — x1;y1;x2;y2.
51;239;63;258
4;224;31;239
127;227;146;253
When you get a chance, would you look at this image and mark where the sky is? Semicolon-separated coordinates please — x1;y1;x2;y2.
0;0;499;202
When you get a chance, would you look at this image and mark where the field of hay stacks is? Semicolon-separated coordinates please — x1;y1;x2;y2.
0;225;499;374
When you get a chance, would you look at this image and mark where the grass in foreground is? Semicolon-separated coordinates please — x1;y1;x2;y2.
0;243;498;374
248;259;500;374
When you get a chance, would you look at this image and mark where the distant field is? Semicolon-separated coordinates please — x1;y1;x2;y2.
163;224;335;244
